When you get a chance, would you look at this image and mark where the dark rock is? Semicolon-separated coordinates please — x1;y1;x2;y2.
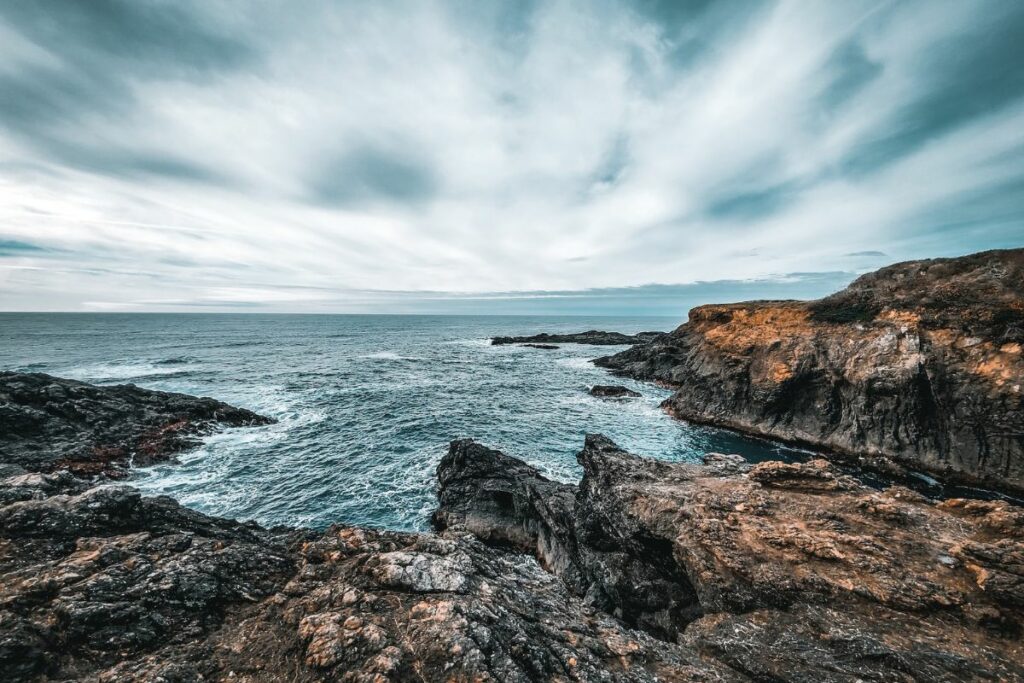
0;372;274;478
436;434;1024;681
0;377;744;682
492;330;663;346
523;343;559;349
0;469;743;682
596;249;1024;492
589;385;641;398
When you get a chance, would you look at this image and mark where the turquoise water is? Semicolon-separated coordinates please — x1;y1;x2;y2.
0;314;807;530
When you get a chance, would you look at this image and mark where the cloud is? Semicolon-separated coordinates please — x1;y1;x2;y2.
0;239;48;256
309;143;438;207
0;0;1022;312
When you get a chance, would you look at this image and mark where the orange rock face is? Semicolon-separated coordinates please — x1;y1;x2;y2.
598;249;1024;491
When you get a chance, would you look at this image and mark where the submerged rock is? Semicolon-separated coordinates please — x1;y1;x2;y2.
596;249;1024;492
492;330;663;346
436;434;1024;681
0;372;274;478
589;385;641;398
523;343;559;350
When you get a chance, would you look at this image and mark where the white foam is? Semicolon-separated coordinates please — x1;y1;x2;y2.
61;360;199;383
361;351;422;361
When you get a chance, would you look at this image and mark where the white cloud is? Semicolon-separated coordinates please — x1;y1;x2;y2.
0;0;1021;311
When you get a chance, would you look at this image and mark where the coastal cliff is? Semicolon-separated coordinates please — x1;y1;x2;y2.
597;249;1024;491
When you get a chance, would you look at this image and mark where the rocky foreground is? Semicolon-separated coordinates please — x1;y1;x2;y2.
3;428;1022;681
436;436;1024;680
597;249;1024;492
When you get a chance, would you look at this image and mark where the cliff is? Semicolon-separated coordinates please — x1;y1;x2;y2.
596;249;1024;491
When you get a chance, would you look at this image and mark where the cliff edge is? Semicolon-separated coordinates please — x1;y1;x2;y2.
596;249;1024;490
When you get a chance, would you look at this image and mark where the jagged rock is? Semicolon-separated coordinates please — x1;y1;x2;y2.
589;385;641;398
524;343;559;350
0;372;274;478
492;330;663;346
596;249;1024;492
0;379;748;682
0;471;744;682
436;434;1024;681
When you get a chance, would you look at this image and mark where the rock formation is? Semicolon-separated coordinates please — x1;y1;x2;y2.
589;385;641;399
0;373;741;682
492;330;663;346
596;249;1024;492
436;435;1024;681
0;372;274;478
0;468;747;682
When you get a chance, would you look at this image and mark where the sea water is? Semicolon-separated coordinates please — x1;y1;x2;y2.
0;313;807;530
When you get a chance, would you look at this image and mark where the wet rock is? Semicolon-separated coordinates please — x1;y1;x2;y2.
0;372;274;478
589;385;641;398
523;343;559;349
492;330;663;346
596;249;1024;492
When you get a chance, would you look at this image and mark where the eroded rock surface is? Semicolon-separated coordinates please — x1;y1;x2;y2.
0;372;274;477
436;434;1024;681
596;249;1024;491
492;330;663;346
0;470;744;682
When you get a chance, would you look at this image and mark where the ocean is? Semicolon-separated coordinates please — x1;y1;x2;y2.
0;313;807;530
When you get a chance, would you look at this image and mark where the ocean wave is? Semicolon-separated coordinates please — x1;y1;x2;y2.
61;360;200;383
360;351;422;361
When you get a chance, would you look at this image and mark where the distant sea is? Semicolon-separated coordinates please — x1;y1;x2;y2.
0;314;808;530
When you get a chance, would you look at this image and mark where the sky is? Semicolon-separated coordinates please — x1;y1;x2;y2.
0;0;1022;315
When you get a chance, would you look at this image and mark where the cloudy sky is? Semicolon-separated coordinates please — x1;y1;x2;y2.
1;0;1022;314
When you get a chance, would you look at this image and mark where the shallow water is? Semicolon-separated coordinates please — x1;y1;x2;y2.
1;313;810;530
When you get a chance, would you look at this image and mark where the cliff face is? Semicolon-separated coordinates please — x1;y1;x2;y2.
596;249;1024;490
436;435;1024;681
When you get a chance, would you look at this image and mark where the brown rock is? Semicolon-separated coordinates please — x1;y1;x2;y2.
596;248;1024;492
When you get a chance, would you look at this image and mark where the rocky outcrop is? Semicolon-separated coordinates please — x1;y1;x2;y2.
0;462;745;681
0;375;744;682
436;434;1024;681
0;372;274;478
524;343;560;350
589;385;641;399
492;330;663;346
596;249;1024;491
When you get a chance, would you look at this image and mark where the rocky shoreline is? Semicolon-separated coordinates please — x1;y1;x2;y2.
1;248;1022;681
0;372;274;479
2;369;1023;681
597;249;1024;494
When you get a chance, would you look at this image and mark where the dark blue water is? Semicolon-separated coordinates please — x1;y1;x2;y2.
0;313;808;530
